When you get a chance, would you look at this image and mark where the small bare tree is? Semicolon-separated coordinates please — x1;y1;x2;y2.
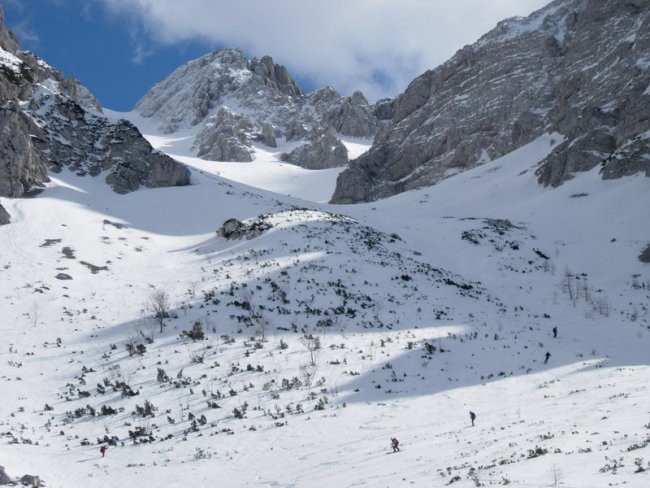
256;316;270;342
299;334;321;366
299;363;317;390
242;289;270;341
591;291;609;317
563;267;576;306
149;288;170;333
32;302;39;328
551;463;562;486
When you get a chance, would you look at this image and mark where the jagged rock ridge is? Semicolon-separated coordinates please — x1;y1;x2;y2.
0;9;190;199
135;48;381;168
331;0;650;203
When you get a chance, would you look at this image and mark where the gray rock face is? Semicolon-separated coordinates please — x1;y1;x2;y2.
100;121;191;193
281;127;348;169
193;108;255;161
0;203;9;225
372;98;396;121
331;0;650;203
27;94;191;195
250;55;303;98
136;48;382;168
306;88;379;138
19;474;41;487
136;48;303;135
0;465;12;485
0;10;190;198
0;102;49;197
0;9;19;54
257;122;277;148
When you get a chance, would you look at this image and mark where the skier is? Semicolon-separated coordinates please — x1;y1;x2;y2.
552;326;558;338
469;410;476;426
99;445;107;457
390;437;400;452
544;351;551;364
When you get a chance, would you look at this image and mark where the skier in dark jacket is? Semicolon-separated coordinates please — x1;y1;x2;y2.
99;445;107;457
390;437;400;452
469;411;476;426
544;351;551;364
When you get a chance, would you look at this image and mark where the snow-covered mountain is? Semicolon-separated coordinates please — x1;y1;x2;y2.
331;0;650;203
134;48;381;168
0;9;189;205
0;2;649;487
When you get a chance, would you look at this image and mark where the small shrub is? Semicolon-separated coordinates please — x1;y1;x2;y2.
134;400;156;418
157;368;170;383
182;321;205;341
527;446;548;458
100;405;118;416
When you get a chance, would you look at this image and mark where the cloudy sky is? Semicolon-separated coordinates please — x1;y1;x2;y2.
3;0;550;111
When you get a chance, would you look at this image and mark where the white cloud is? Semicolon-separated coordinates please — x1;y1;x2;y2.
131;40;154;65
9;18;40;46
96;0;551;101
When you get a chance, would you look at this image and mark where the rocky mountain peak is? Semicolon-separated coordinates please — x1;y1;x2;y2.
250;55;303;98
0;9;190;213
135;47;303;134
137;47;381;168
331;0;649;204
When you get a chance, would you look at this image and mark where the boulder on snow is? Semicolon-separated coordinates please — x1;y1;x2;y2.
639;243;650;264
0;203;10;225
217;218;244;239
19;474;41;487
217;217;272;240
0;466;13;485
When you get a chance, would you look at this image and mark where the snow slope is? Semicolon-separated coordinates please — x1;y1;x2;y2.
0;122;648;487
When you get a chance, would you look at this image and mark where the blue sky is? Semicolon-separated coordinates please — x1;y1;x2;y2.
2;0;550;112
2;0;221;110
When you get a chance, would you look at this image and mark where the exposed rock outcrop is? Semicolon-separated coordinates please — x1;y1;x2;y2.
217;217;272;240
250;55;303;98
0;102;48;197
281;127;348;169
0;9;190;198
639;243;650;263
0;465;12;485
307;88;379;138
257;122;277;148
331;0;650;203
193;108;255;162
0;465;43;487
0;9;19;53
0;203;9;225
19;474;41;487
